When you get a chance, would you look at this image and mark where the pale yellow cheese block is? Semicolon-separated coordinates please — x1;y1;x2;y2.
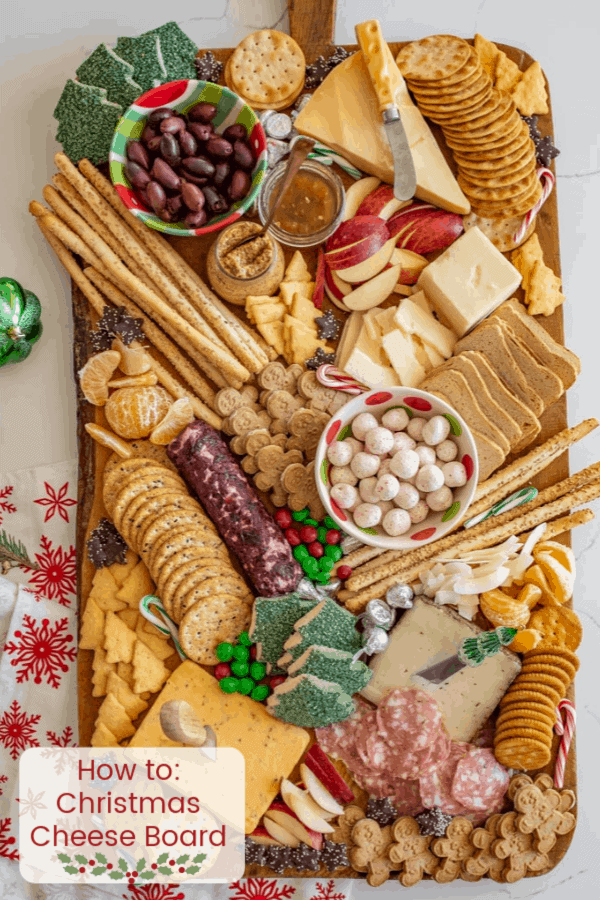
129;661;310;833
295;49;470;215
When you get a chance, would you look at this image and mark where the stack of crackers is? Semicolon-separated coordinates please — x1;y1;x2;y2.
225;30;306;110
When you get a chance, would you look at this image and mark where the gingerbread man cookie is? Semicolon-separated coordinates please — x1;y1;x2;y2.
432;817;476;884
349;818;394;886
254;445;303;506
287;407;330;458
331;805;365;846
258;361;298;393
513;782;576;853
492;811;551;883
388;816;439;887
214;386;256;417
281;460;325;520
463;814;505;882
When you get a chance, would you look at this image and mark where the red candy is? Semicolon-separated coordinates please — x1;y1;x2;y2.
326;529;341;545
269;675;287;689
250;645;257;660
308;541;324;558
214;663;232;679
285;527;302;546
300;525;318;543
337;565;352;580
275;509;293;529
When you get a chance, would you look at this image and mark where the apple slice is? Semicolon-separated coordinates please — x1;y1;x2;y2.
390;248;429;285
335;235;399;284
342;176;380;221
249;825;284;846
301;764;344;816
280;779;334;833
356;183;411;220
324;267;351;312
263;816;300;848
387;202;463;253
266;801;323;850
325;216;389;270
304;746;355;803
313;247;325;310
344;264;401;312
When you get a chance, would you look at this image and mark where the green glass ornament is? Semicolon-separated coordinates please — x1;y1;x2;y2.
0;278;43;368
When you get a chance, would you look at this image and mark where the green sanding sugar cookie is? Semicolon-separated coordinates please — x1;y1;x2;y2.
249;593;317;674
286;645;372;696
278;598;362;668
143;21;198;81
53;80;122;165
76;43;142;110
115;33;168;92
267;674;355;728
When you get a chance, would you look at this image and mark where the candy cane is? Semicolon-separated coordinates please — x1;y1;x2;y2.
513;168;556;244
317;363;368;394
464;486;538;529
139;594;187;660
553;698;576;789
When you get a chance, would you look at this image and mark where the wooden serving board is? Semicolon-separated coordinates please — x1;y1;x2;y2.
73;0;576;879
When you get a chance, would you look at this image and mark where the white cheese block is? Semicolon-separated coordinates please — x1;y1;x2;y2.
343;347;400;389
373;306;398;336
361;599;521;742
336;312;363;369
417;227;522;337
416;337;445;369
381;329;426;387
363;309;383;342
294;49;470;215
394;295;456;359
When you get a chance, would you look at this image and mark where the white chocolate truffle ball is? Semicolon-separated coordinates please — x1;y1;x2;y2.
409;499;430;524
330;465;358;486
353;502;382;529
352;412;379;441
415;464;445;493
377;458;394;478
359;476;379;504
422;414;451;446
407;417;427;441
327;440;354;467
375;473;401;501
382;408;409;431
436;439;458;462
442;461;467;488
365;426;395;456
330;482;358;509
393;483;420;510
415;443;437;466
426;485;454;512
390;449;420;480
351;451;380;479
383;508;411;536
391;432;417;454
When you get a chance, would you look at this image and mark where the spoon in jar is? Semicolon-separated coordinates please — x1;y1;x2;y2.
223;136;316;255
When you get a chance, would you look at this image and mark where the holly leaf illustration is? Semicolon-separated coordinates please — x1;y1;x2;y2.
96;852;107;865
176;854;189;865
57;853;71;864
137;858;146;870
186;865;200;874
92;867;106;876
109;870;125;880
64;866;79;875
118;858;128;872
75;855;88;865
139;870;155;879
193;853;207;863
157;852;169;864
158;866;172;875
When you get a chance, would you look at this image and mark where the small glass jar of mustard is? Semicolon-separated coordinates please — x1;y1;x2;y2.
206;221;285;305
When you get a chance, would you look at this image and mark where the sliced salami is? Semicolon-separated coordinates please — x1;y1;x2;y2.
377;688;442;751
316;699;371;756
451;747;510;813
354;710;380;768
418;741;473;816
390;778;425;817
418;723;452;775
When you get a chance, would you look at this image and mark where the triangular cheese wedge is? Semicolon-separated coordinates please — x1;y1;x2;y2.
295;48;470;215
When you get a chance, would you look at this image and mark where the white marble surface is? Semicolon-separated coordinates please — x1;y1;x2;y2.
1;0;600;896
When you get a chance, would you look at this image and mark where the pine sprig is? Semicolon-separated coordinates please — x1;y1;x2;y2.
0;529;38;570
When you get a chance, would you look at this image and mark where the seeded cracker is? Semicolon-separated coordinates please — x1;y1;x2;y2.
143;21;198;81
53;80;122;165
115;34;168;92
76;43;142;110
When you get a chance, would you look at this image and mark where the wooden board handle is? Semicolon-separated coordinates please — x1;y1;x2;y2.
355;19;394;111
289;0;337;54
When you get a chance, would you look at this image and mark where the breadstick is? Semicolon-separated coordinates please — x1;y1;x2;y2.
344;480;600;612
77;159;269;372
521;508;594;542
32;205;109;275
333;544;384;574
36;219;105;316
145;353;222;429
472;418;599;509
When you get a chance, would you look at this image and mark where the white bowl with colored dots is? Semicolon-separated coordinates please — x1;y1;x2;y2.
314;387;479;550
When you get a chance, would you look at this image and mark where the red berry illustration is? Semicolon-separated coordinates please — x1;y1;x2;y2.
152;863;158;870
179;866;185;873
132;871;138;878
169;860;176;866
88;860;95;866
107;863;113;870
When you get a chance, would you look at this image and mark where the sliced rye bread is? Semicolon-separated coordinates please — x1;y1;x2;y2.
496;320;563;409
425;354;523;449
421;369;511;454
459;351;541;453
429;390;506;481
454;321;545;417
493;298;580;389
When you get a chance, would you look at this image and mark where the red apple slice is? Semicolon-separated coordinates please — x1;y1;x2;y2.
356;183;412;220
249;825;284;846
344;264;401;311
304;745;355;803
324;267;351;311
280;779;334;833
390;248;429;285
263;816;300;848
325;216;389;270
335;235;399;284
342;176;380;221
300;764;344;816
387;202;463;253
313;247;325;310
266;802;323;850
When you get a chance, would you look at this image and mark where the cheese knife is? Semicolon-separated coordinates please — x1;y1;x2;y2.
355;20;417;201
412;627;518;686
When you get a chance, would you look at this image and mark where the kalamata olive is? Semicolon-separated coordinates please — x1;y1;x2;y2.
188;122;213;142
146;181;167;214
233;140;254;170
159;133;180;166
181;172;209;186
188;102;217;123
126;140;150;169
206;136;233;159
151;158;181;191
158;207;175;223
142;124;158;144
160;116;186;134
223;124;247;142
178;130;197;157
202;185;228;213
146;135;163;153
181;182;206;213
213;160;231;187
166;195;184;216
125;161;151;190
182;155;215;177
228;168;251;200
184;208;208;228
148;107;174;126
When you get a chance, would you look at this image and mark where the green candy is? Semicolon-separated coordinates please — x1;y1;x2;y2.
230;660;249;678
219;676;239;694
303;559;319;577
251;684;270;702
323;516;340;530
0;279;43;369
215;642;234;662
232;644;250;662
317;527;328;543
238;631;252;646
293;545;309;561
305;518;319;527
314;572;331;584
237;677;255;695
292;509;309;522
325;545;343;562
250;661;267;681
318;557;335;572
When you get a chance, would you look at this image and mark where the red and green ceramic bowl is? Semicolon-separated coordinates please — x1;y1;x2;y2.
315;387;479;550
109;79;268;236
